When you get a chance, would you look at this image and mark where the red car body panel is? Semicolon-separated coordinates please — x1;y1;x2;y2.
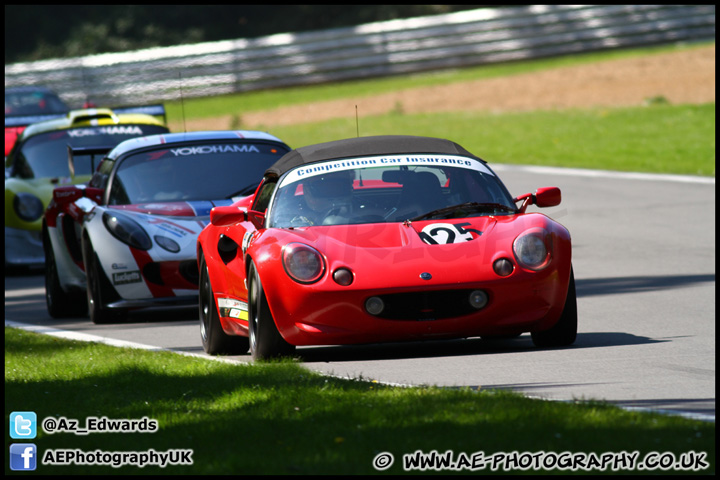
199;210;571;346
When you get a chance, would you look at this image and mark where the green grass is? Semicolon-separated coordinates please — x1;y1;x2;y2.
163;42;715;177
266;104;715;177
5;327;715;475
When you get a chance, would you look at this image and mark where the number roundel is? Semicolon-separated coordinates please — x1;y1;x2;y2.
419;222;482;245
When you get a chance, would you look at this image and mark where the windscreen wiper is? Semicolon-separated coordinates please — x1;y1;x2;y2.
409;202;516;222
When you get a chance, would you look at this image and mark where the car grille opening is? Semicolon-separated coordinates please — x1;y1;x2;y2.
142;262;163;285
371;289;487;320
179;259;199;286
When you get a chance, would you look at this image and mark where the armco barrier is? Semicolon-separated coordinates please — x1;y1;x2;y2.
4;5;715;107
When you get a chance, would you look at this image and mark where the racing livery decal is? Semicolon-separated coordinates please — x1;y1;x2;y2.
111;201;233;218
241;231;255;254
112;270;142;285
67;125;146;137
418;222;483;245
170;144;261;156
281;154;494;186
218;298;248;320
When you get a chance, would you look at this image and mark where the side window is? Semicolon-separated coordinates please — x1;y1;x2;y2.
108;177;131;205
88;172;105;189
11;151;34;179
89;158;113;189
251;179;276;213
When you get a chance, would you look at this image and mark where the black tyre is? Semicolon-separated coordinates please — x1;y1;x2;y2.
44;230;87;318
531;267;577;347
248;261;295;360
199;254;249;355
83;236;124;324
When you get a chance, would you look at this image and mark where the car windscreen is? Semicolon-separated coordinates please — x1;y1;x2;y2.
267;154;517;228
11;124;169;179
108;141;290;205
5;90;69;116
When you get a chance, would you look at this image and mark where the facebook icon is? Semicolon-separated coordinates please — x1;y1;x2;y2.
10;444;37;471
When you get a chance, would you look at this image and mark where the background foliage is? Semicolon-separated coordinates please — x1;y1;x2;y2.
5;5;485;64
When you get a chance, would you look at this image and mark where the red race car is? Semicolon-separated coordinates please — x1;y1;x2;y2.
197;135;576;360
5;86;70;156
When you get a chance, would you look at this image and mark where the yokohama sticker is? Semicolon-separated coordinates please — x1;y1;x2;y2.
170;144;260;156
67;126;144;137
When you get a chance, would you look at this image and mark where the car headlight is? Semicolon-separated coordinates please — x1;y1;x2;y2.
154;235;180;253
103;211;152;250
13;192;44;222
282;242;325;284
513;230;550;270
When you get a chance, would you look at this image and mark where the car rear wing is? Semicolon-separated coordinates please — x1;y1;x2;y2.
110;104;167;125
67;145;115;178
5;113;67;128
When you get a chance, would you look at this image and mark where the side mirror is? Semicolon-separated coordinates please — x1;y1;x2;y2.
85;187;104;204
247;211;265;230
514;187;561;213
210;206;247;227
534;187;561;207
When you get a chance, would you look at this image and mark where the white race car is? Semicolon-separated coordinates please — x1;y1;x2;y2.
5;104;168;269
43;130;291;323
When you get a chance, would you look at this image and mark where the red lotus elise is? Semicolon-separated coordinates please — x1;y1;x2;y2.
197;135;576;360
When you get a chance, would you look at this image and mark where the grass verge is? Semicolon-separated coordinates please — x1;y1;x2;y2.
266;103;715;177
5;327;715;475
162;42;715;177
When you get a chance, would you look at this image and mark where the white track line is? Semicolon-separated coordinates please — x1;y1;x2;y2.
5;319;714;423
4;319;241;365
492;164;715;184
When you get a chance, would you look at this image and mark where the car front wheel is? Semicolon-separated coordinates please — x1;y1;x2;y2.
199;253;249;355
248;261;295;361
83;236;124;324
44;231;87;318
531;267;577;347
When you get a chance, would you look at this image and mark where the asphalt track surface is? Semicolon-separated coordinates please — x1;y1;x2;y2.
5;166;715;421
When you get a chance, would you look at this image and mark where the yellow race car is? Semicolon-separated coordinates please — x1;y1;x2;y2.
5;105;169;268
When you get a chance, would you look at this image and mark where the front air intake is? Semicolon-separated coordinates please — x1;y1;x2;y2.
217;235;239;265
371;289;489;321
